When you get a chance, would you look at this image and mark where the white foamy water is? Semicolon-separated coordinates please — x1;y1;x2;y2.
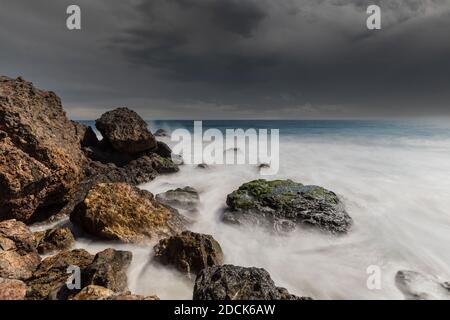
36;126;450;300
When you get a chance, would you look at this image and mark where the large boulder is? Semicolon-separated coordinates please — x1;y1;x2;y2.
193;265;307;300
156;187;200;214
395;270;450;300
223;179;352;233
0;278;27;300
0;76;86;222
154;231;223;278
82;248;132;293
71;183;187;243
34;227;75;254
25;249;95;300
0;219;41;280
95;107;156;154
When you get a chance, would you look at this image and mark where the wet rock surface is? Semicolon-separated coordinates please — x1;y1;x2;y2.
34;227;75;254
395;270;450;300
193;264;307;300
156;187;200;214
154;231;223;278
71;182;187;243
224;179;352;233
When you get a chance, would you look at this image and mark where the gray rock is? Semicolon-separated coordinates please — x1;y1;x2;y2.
156;187;200;213
395;270;450;300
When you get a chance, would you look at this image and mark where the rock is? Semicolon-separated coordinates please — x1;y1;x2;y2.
0;219;41;280
0;76;86;222
154;129;169;137
26;249;95;300
82;248;132;293
71;285;114;300
156;187;200;213
223;179;352;233
71;121;99;148
258;163;270;169
154;231;223;278
154;141;172;158
108;292;160;300
197;163;209;169
34;227;75;254
95;107;156;154
71;183;187;243
193;265;306;300
395;270;450;300
0;278;27;300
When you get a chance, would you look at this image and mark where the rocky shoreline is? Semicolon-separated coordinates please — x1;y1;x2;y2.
1;76;448;300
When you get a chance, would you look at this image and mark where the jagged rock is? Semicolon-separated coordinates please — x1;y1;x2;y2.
71;121;99;148
34;227;75;254
0;76;86;222
223;179;352;233
154;141;172;158
26;249;95;300
0;278;27;300
71;183;187;243
395;270;450;300
71;285;114;300
156;187;200;213
95;107;156;154
0;219;40;280
82;248;132;293
193;265;307;300
154;129;169;137
154;231;223;278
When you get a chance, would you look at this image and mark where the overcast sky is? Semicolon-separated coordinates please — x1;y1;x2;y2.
1;0;449;119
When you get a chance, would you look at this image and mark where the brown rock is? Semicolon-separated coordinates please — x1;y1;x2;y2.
34;227;75;254
70;182;187;243
0;278;27;300
0;76;86;222
71;285;114;300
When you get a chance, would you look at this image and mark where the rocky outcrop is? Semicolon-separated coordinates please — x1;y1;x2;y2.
0;219;40;280
223;179;352;233
82;248;132;293
0;76;86;222
34;227;75;254
156;187;200;214
71;183;187;243
26;249;95;300
0;278;27;300
193;265;307;300
395;270;450;300
95;107;156;154
154;231;223;278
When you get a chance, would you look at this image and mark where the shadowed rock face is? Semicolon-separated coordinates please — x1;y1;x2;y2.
95;107;156;154
154;231;223;278
34;227;75;255
0;76;86;222
70;182;187;243
223;179;352;233
193;264;308;300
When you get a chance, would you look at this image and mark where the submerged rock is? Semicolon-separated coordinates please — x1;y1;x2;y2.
26;249;95;300
34;227;75;254
0;76;86;222
223;179;352;233
0;219;41;280
0;278;27;300
95;107;156;154
154;231;223;278
82;248;132;293
193;265;307;300
395;270;450;300
156;187;200;214
71;182;187;243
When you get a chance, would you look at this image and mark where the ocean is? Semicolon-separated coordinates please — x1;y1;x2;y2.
64;120;450;299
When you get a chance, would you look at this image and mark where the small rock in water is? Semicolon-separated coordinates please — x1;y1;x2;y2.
34;227;75;254
193;264;309;300
154;231;223;278
154;129;170;137
223;179;352;234
0;278;27;300
395;270;450;300
156;186;200;214
197;163;209;169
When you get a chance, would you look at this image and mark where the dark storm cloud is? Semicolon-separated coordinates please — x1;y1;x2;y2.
0;0;449;118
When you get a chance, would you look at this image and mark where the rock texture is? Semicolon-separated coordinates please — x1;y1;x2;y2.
395;270;450;300
34;227;75;254
156;187;200;214
0;219;40;280
0;278;27;300
224;179;352;233
154;231;223;278
26;249;95;300
82;248;132;292
193;265;306;300
95;107;156;154
71;182;187;243
71;285;114;300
